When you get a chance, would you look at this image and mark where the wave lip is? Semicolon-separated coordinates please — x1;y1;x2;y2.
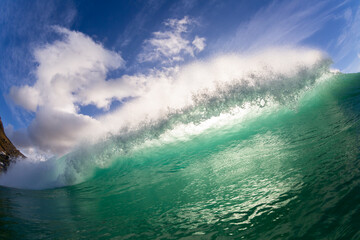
100;47;331;132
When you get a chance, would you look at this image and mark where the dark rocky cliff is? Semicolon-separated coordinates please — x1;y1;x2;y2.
0;117;25;172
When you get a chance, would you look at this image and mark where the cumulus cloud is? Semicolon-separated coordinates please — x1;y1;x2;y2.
10;27;129;112
9;85;40;112
27;108;102;154
8;27;146;154
137;16;206;63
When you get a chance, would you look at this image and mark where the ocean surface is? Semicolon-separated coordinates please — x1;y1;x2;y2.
1;70;360;239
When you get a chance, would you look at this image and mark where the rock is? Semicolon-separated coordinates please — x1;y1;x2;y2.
0;117;25;172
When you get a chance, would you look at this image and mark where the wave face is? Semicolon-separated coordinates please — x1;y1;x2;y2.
1;53;360;239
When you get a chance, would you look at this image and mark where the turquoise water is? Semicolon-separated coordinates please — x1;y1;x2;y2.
1;72;360;239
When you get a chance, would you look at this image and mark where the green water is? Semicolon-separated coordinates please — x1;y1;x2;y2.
1;73;360;239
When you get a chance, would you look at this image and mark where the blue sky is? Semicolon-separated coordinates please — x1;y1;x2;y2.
0;0;359;155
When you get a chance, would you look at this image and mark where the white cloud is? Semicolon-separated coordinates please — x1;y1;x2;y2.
138;16;206;63
9;85;40;111
27;108;102;154
192;36;206;52
8;27;146;154
10;27;129;113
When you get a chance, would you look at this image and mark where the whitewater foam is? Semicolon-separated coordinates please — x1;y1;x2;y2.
100;48;331;134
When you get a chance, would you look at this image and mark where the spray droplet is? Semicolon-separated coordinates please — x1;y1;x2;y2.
260;99;266;107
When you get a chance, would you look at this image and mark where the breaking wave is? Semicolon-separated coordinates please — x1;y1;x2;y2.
0;47;333;189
